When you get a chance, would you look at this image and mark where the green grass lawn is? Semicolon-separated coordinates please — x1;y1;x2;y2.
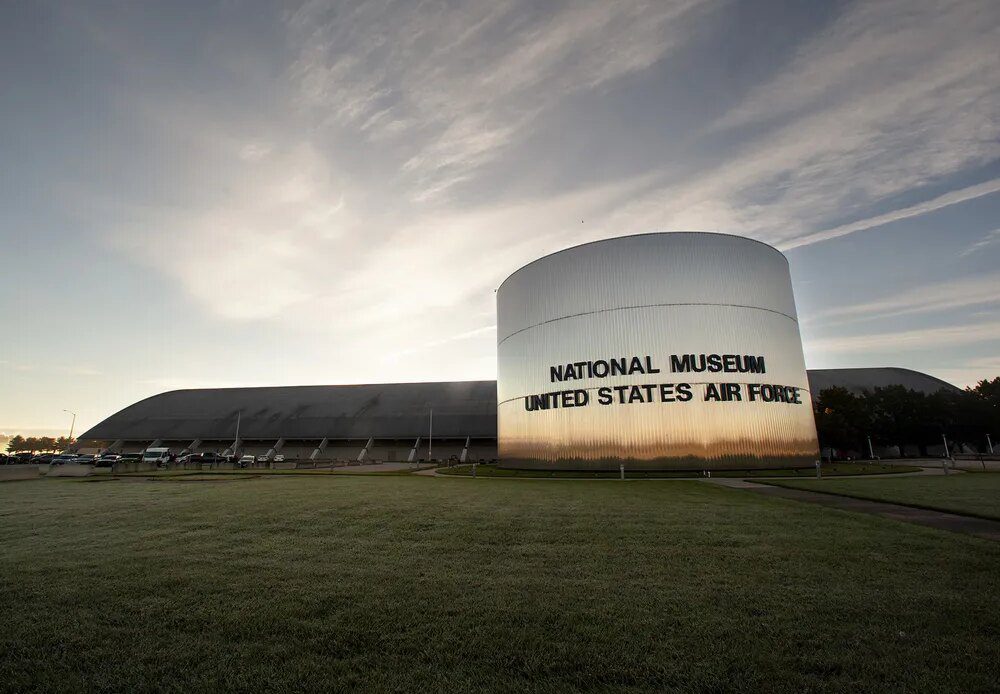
436;462;919;478
766;473;1000;521
1;476;998;692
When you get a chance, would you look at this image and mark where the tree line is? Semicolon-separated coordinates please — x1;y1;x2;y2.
813;377;999;457
5;435;76;454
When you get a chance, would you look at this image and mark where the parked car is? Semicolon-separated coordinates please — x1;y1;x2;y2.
30;453;55;464
50;454;78;465
238;455;255;469
75;454;100;464
180;452;222;466
97;453;120;467
119;452;142;462
273;454;285;463
256;455;269;463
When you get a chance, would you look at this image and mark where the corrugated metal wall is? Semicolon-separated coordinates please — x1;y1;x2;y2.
496;232;820;470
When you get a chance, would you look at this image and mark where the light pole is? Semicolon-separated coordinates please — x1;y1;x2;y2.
62;409;77;442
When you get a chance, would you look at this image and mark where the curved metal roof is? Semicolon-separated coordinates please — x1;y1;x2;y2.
80;368;957;442
80;381;497;441
807;368;959;395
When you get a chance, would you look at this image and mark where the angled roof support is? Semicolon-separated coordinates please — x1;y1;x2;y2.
357;437;374;462
407;437;422;462
310;438;329;461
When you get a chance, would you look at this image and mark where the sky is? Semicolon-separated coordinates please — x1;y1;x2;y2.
1;0;998;435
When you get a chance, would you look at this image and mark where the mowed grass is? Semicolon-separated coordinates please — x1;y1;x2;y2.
767;473;1000;521
436;463;919;478
0;476;998;693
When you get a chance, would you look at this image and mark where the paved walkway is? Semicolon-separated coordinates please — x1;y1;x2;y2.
703;479;1000;542
331;462;428;473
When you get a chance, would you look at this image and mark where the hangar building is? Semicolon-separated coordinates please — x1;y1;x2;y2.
77;232;961;468
77;373;956;464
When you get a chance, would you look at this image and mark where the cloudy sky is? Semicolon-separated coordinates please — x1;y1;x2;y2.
1;0;998;434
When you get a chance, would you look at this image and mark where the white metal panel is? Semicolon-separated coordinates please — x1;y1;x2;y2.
496;232;819;470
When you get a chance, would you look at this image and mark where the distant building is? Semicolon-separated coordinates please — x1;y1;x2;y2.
76;372;956;465
76;233;962;469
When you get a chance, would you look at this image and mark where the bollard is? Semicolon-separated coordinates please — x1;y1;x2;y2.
942;459;949;476
815;459;821;479
472;463;477;478
619;463;625;480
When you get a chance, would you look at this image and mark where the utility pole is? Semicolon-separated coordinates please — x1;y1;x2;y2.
428;408;433;460
233;411;241;457
62;409;77;442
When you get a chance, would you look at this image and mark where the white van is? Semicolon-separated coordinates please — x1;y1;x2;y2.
142;447;172;467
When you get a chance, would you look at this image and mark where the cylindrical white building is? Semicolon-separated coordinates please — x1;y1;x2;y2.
496;232;819;470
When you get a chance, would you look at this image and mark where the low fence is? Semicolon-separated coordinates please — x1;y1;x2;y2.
47;463;94;477
0;465;42;482
112;461;158;473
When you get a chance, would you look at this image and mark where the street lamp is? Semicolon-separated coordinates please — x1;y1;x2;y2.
62;409;77;442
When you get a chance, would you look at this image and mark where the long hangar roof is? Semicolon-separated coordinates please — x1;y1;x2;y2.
806;368;959;395
80;368;958;442
80;381;498;441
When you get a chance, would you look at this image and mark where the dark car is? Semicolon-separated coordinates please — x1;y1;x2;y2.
174;452;222;466
30;453;55;464
96;453;121;467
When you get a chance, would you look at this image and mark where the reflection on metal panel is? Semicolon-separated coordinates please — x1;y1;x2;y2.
496;232;820;470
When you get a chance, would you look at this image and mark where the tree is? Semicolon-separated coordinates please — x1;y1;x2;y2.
813;387;872;455
966;377;1000;445
967;376;1000;409
814;378;999;458
7;435;25;453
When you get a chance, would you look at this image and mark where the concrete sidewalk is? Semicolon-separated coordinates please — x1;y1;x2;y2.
704;479;1000;542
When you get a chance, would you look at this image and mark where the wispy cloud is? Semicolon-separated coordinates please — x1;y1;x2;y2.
285;0;719;201
137;377;269;392
608;0;1000;248
959;227;1000;258
69;0;1000;396
783;180;1000;250
810;274;1000;326
0;361;101;376
383;325;497;363
102;0;1000;330
805;321;1000;355
925;356;1000;388
108;141;355;320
